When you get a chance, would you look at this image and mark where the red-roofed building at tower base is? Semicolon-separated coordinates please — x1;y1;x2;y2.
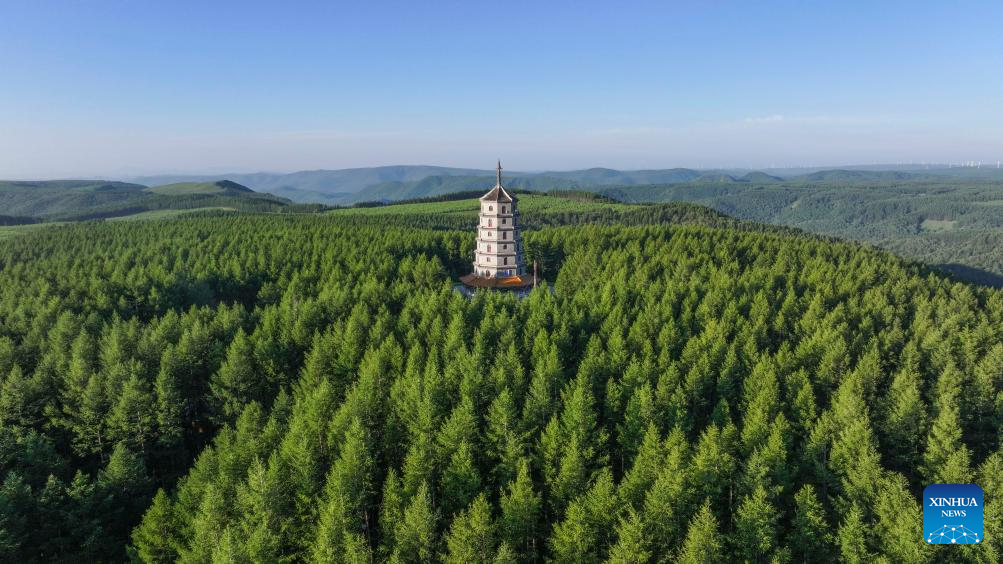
460;161;536;291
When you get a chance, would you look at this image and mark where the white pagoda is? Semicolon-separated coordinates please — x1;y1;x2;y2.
460;162;534;289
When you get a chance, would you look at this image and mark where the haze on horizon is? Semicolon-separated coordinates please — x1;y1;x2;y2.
2;1;1002;179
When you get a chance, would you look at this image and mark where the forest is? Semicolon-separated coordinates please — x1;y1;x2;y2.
0;197;1001;562
598;176;1003;286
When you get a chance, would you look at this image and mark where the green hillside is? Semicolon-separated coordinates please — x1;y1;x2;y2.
0;179;323;223
0;180;149;217
349;175;582;204
332;192;760;235
144;180;254;195
0;197;1001;562
600;177;1003;285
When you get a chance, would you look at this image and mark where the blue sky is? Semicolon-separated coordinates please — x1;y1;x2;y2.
2;1;1002;177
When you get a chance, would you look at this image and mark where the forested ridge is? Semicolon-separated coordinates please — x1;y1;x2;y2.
0;180;325;222
0;204;1002;562
598;178;1003;286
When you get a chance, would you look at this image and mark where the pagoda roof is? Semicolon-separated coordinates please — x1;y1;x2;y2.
480;184;515;203
481;160;516;202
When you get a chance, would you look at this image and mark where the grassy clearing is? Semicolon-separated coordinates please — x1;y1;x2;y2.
921;218;957;232
144;182;227;195
0;223;62;241
107;207;237;221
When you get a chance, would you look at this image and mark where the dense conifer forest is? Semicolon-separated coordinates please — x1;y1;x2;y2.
0;200;1001;562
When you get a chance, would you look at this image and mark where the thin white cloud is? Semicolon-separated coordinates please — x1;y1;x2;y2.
741;114;786;125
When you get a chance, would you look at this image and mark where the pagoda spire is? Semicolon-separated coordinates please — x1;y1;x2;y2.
496;160;503;187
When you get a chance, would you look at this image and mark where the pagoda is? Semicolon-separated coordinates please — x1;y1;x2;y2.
459;162;534;290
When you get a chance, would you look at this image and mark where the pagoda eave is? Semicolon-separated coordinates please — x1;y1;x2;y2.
459;273;535;290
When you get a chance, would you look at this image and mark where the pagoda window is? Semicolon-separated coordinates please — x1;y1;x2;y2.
502;218;507;224
503;232;508;240
488;219;493;227
504;257;509;265
487;245;492;252
502;206;507;213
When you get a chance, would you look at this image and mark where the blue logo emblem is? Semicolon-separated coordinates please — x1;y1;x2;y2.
923;484;983;545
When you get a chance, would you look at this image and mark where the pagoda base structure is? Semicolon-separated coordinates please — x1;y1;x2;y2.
459;273;535;290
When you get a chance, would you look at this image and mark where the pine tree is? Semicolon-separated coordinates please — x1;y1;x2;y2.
740;414;790;498
0;365;37;428
549;470;618;564
391;482;436;563
739;359;780;456
341;530;374;564
789;484;831;563
548;501;596;564
617;423;665;510
688;423;736;510
131;489;181;564
550;435;589;514
441;440;482;519
312;488;351;563
443;494;496;564
829;374;883;511
882;366;928;475
970;344;1003;456
677;499;723;564
379;469;405;558
787;369;817;439
236;458;284;562
975;451;1003;564
485;388;524;488
615;382;655;466
326;418;375;531
836;505;872;564
435;398;478;466
493;542;519;564
873;474;929;563
209;329;263;425
0;472;32;560
922;379;972;485
605;508;650;564
733;485;777;563
107;374;156;453
98;442;153;543
154;346;186;452
211;526;251;563
180;485;229;563
641;428;689;556
499;459;541;562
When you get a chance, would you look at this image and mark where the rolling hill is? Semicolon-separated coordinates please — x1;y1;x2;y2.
0;179;320;222
144;180;255;195
0;180;150;217
596;176;1003;286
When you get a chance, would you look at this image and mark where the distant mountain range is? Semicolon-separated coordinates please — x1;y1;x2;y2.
6;165;1001;222
124;164;1003;205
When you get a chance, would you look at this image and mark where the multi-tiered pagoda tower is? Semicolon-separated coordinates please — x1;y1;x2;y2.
460;162;534;289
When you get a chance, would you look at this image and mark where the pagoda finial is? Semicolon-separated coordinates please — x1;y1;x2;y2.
496;160;503;187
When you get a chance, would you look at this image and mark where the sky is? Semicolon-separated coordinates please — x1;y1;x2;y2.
2;0;1003;178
